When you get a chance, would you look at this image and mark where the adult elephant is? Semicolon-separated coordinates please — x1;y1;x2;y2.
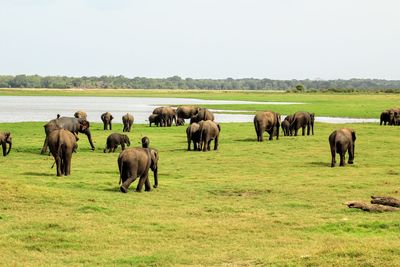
122;113;134;132
41;117;95;154
101;112;114;130
48;129;77;176
177;106;200;119
329;128;356;167
152;107;176;127
190;108;214;124
253;111;280;142
74;110;87;120
198;120;221;151
186;122;200;151
389;108;400;126
0;132;12;156
118;147;159;193
290;111;315;136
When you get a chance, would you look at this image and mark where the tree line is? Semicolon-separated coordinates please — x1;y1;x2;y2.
0;75;399;92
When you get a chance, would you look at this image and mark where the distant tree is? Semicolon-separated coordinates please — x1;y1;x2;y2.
296;84;305;92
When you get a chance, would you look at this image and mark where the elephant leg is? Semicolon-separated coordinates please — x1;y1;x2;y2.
64;152;72;176
214;136;219;150
144;176;152;191
294;128;298;136
268;130;273;140
136;173;149;192
207;140;211;151
330;145;336;167
187;138;191;151
103;123;107;130
307;124;310;135
339;147;345;166
302;126;305;136
41;136;49;154
121;176;137;193
55;156;62;176
121;143;125;151
276;125;279;140
194;142;198;151
348;144;355;164
202;140;207;152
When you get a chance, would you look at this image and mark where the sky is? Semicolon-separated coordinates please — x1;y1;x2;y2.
0;0;399;80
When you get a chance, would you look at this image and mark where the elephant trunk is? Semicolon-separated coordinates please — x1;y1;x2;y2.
2;143;6;156
85;129;95;150
6;140;11;155
153;167;158;188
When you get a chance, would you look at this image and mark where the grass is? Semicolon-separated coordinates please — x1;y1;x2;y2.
0;91;400;266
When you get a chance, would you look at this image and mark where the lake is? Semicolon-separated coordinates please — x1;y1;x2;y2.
0;96;378;124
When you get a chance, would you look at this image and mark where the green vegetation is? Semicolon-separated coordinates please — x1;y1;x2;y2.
1;74;400;91
0;117;399;265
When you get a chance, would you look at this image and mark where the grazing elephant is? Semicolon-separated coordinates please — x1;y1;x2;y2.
198;120;221;151
104;133;130;153
141;136;150;148
253;111;280;142
176;118;185;126
186;122;201;151
389;108;400;126
101;112;114;130
148;114;161;127
122;113;134;132
291;111;315;136
329;128;356;167
118;148;159;193
152;107;175;127
0;132;12;156
190;108;214;124
74;111;87;120
380;110;391;125
41;117;95;154
48;129;77;176
281;120;291;136
176;106;200;119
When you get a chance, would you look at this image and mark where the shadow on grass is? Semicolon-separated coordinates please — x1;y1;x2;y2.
233;138;256;142
309;161;330;167
22;172;54;177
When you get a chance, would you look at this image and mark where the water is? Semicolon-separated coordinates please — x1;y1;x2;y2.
0;96;378;124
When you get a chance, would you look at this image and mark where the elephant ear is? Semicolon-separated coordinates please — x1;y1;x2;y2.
150;149;159;171
80;120;90;131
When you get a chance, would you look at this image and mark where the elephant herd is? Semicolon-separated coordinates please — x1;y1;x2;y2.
2;104;398;193
380;108;400;126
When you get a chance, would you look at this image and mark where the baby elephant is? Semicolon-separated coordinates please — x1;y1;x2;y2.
329;128;356;167
141;136;150;148
104;133;130;153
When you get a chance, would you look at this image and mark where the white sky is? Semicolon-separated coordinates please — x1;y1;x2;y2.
0;0;399;80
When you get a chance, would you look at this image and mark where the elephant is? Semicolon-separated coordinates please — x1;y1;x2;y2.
41;117;95;154
190;108;214;124
198;120;221;151
380;110;391;125
281;120;291;136
389;108;400;126
176;118;185;126
0;132;12;156
104;133;130;153
186;122;201;151
122;113;134;132
329;128;356;167
290;111;315;136
101;112;114;130
148;114;161;127
118;148;159;193
176;106;200;119
48;129;77;176
253;111;280;142
141;136;150;148
152;107;176;127
74;110;87;120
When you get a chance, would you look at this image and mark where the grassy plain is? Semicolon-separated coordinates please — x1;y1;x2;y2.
0;91;400;266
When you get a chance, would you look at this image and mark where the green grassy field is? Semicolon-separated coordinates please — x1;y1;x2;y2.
0;91;400;266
